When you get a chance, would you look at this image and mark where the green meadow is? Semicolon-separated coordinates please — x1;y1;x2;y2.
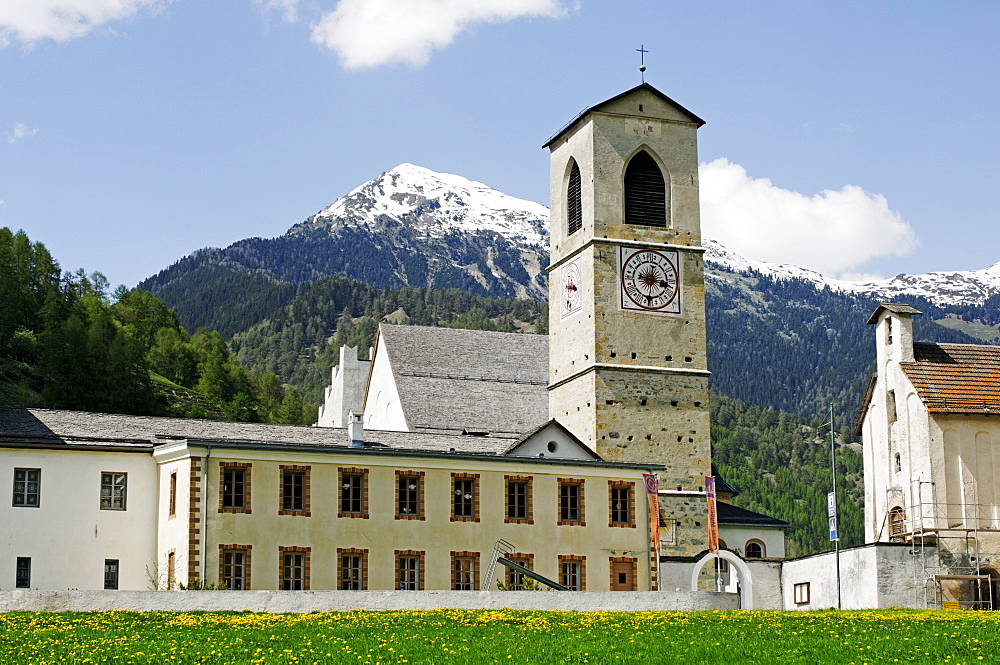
1;609;997;664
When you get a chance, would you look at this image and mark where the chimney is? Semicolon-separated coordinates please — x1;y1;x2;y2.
348;410;364;448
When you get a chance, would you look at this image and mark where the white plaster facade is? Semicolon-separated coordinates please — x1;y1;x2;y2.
316;346;370;428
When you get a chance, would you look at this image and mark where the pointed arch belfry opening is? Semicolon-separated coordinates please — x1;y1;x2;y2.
567;159;582;236
623;149;666;227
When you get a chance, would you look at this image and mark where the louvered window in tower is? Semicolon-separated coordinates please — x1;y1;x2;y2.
567;161;582;235
623;151;666;227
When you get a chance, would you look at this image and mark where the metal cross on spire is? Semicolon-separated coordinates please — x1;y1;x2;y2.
637;44;648;83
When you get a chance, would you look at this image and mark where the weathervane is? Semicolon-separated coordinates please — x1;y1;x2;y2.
637;44;648;83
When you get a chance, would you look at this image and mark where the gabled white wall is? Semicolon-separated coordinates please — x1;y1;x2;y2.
506;423;595;460
363;336;408;432
317;346;371;428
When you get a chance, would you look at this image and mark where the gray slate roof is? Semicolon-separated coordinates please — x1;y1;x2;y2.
377;324;548;434
0;407;516;455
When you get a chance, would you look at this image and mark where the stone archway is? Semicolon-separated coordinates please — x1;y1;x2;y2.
690;551;754;609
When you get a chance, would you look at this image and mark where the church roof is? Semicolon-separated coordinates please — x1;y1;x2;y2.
866;302;923;325
717;502;789;528
375;324;548;434
542;82;706;149
901;343;1000;415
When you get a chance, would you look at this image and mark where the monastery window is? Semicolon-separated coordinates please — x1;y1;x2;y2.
219;463;251;514
889;506;906;537
168;472;177;519
504;553;534;590
505;475;533;524
167;551;176;590
338;468;369;518
104;559;119;590
894;453;902;474
338;548;368;590
15;557;30;589
220;545;251;590
745;540;765;559
886;390;897;424
395;471;425;520
886;319;893;345
100;472;127;511
558;478;586;526
567;159;582;235
279;465;310;516
609;481;635;528
12;468;40;507
451;551;480;590
793;582;810;605
395;550;425;591
559;555;586;591
623;150;666;228
451;473;480;522
279;547;310;590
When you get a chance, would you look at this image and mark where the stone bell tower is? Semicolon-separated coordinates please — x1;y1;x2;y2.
544;83;711;554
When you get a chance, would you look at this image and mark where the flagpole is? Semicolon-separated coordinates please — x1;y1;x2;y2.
830;402;842;610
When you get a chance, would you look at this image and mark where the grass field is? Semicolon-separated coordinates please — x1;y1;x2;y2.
1;609;998;664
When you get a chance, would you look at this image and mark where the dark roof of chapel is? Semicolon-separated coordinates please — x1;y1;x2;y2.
376;324;548;435
543;82;706;149
866;302;923;325
717;502;789;528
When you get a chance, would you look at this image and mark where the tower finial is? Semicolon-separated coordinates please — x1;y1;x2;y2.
636;44;648;83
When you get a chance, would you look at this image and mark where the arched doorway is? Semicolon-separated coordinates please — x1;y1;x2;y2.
690;551;754;609
976;567;1000;610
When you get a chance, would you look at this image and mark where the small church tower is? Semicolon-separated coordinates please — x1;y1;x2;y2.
544;83;712;554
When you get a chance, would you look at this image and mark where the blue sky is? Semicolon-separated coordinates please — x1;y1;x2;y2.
1;1;998;289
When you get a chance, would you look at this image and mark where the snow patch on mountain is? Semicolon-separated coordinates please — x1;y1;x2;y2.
305;163;548;249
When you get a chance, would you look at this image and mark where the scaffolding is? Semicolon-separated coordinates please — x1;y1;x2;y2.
884;479;1000;609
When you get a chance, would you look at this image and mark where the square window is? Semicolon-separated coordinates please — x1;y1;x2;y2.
504;556;533;590
222;549;248;590
609;483;634;527
396;553;423;591
794;582;810;605
223;468;245;509
104;559;119;590
451;474;479;522
559;557;585;591
100;472;127;510
279;466;310;516
13;468;40;507
15;557;30;588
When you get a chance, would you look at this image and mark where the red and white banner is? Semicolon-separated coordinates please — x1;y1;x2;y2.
705;476;719;554
642;473;660;555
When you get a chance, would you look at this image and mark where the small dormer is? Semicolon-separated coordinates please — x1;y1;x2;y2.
868;303;922;367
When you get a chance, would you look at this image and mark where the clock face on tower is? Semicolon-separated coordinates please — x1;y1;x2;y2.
619;247;682;315
560;258;583;319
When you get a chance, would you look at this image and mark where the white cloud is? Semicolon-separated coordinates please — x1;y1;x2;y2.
255;0;298;23
0;0;163;46
699;158;917;277
7;122;38;143
311;0;570;69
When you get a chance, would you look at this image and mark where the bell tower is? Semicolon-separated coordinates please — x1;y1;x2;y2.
545;83;711;555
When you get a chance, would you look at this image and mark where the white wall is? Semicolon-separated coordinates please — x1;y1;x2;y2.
2;449;158;591
363;336;408;432
317;346;371;428
781;543;918;610
718;525;785;559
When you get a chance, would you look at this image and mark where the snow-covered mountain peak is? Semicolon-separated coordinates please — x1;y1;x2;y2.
305;164;549;249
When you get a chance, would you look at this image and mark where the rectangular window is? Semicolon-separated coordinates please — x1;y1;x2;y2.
609;482;634;527
13;468;40;507
168;472;177;518
794;582;810;605
451;552;479;591
278;466;310;516
281;552;306;590
558;478;585;525
451;473;479;522
504;555;533;590
15;557;30;588
219;463;252;514
338;468;368;518
104;559;119;590
222;468;245;509
396;472;424;519
222;550;247;590
505;476;533;523
396;552;423;591
167;551;176;590
338;550;367;590
560;558;585;591
100;472;127;510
